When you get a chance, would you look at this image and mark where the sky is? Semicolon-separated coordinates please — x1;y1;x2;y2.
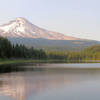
0;0;100;41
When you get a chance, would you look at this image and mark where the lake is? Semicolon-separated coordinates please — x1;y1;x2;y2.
0;63;100;100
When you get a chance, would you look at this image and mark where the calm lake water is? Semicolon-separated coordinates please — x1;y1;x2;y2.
0;63;100;100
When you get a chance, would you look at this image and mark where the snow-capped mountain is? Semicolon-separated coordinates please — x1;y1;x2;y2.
0;17;78;40
0;17;99;51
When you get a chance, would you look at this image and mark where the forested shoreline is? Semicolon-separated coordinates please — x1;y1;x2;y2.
0;37;100;61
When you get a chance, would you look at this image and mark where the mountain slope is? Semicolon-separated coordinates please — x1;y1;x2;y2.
8;37;100;51
0;17;100;51
0;17;78;40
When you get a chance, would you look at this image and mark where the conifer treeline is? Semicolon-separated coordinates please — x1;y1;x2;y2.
0;37;100;60
0;37;46;59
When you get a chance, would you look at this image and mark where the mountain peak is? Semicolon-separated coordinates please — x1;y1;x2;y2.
0;17;79;40
16;17;26;20
15;17;28;24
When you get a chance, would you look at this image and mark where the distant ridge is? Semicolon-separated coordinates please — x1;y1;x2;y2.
8;37;100;51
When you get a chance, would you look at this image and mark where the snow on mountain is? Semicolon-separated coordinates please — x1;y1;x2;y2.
0;17;79;40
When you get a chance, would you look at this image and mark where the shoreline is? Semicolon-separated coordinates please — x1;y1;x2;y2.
0;59;66;65
0;59;100;65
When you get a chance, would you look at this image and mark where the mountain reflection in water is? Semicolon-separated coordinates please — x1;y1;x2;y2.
0;71;75;100
0;64;100;100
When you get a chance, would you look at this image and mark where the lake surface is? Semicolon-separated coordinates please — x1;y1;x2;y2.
0;63;100;100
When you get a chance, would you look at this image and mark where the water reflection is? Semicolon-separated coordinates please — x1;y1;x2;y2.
0;71;74;100
0;64;100;100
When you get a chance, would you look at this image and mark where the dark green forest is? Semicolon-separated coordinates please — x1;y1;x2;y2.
0;37;46;59
0;37;100;61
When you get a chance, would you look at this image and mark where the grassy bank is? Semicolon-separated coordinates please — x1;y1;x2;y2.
0;59;100;65
0;59;67;65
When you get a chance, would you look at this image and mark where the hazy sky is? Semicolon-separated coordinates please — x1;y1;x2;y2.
0;0;100;40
